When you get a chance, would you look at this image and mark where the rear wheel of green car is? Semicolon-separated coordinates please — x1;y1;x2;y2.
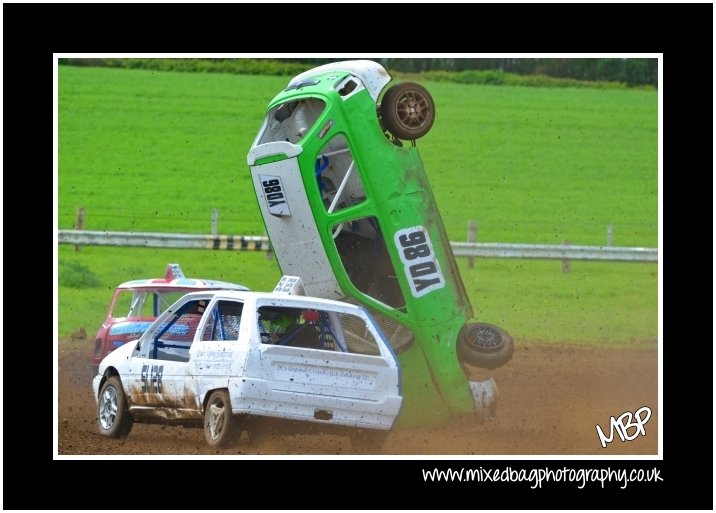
380;82;436;140
457;323;514;370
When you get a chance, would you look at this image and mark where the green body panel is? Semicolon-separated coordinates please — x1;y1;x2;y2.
257;71;476;422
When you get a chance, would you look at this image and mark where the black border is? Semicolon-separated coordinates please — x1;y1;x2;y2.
4;2;712;510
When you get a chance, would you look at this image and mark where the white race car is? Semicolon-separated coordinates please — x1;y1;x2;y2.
93;277;403;449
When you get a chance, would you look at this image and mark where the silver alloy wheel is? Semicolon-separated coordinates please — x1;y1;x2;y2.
206;402;226;441
99;385;118;430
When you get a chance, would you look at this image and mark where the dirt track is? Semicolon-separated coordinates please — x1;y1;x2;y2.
58;339;658;456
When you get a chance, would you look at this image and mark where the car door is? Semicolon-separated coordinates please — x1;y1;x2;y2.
256;302;402;429
125;298;207;414
185;299;248;410
249;146;342;300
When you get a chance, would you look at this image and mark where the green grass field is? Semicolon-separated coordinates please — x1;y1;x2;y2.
57;65;658;345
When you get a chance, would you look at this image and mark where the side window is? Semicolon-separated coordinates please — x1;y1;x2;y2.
257;305;381;356
335;312;381;356
149;299;207;362
314;134;367;214
201;300;244;341
257;306;305;346
332;216;407;310
335;76;360;98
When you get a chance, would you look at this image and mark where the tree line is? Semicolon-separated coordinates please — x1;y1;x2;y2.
294;58;657;87
59;57;657;88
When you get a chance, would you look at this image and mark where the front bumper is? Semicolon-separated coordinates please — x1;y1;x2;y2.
91;374;102;403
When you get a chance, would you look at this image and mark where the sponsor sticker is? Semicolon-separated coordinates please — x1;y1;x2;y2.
318;119;335;139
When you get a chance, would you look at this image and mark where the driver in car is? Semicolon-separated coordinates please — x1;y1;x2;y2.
259;309;299;344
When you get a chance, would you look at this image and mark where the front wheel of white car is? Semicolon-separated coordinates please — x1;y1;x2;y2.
97;375;134;438
204;390;237;448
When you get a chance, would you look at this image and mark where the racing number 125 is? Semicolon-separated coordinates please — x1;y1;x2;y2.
394;226;445;298
140;364;163;393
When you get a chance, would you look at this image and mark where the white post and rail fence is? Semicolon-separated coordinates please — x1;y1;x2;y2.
59;215;657;267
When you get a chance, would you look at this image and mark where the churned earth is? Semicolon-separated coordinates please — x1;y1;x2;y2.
58;338;658;456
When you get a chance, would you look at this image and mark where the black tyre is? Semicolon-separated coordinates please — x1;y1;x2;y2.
457;322;514;370
97;375;134;438
204;390;238;448
350;428;389;454
380;82;435;140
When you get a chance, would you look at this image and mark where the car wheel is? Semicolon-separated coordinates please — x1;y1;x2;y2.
350;428;389;454
97;375;134;438
380;82;436;140
204;390;237;448
457;322;514;370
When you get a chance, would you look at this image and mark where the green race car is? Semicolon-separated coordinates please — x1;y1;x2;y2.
247;60;513;425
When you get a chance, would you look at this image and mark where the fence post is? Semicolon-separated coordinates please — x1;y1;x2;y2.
74;207;85;252
211;208;219;237
561;240;571;273
606;224;613;247
467;220;477;268
266;235;273;260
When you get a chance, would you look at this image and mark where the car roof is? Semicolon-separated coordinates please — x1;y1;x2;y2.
116;263;249;292
177;289;365;312
117;277;249;291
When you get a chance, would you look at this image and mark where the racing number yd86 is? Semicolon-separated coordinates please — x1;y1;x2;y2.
263;179;283;199
258;174;290;216
399;231;431;259
395;226;445;298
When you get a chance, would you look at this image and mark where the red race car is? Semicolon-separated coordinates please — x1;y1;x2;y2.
90;264;248;378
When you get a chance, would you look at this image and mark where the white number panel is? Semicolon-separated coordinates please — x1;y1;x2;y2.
394;225;445;298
